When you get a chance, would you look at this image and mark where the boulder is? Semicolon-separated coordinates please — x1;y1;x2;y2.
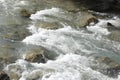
0;71;10;80
20;9;35;18
25;47;57;63
74;12;98;28
25;49;47;63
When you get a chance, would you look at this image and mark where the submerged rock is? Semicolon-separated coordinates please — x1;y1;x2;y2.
0;43;18;69
98;57;120;67
97;57;120;78
34;21;62;30
0;71;10;80
107;31;120;42
2;26;31;41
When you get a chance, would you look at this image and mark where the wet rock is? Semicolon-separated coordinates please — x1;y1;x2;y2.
34;21;62;30
106;22;119;31
20;9;35;18
0;71;10;80
107;31;120;42
25;47;57;63
74;12;98;28
20;9;31;17
25;49;47;63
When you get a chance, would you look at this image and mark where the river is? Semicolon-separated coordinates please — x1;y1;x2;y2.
0;0;120;80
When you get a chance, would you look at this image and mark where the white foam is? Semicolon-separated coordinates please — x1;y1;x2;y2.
87;19;111;35
30;7;72;22
5;54;119;80
30;8;62;20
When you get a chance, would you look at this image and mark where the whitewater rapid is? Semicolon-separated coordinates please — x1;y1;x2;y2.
1;0;120;80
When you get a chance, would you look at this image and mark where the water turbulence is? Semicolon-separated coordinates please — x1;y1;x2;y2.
1;0;120;80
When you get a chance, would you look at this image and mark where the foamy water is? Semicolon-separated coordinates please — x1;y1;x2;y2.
1;0;120;80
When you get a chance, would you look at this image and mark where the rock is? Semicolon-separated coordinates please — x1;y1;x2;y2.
0;71;10;80
71;0;120;12
74;12;98;28
107;31;120;42
20;9;32;18
25;49;47;63
25;47;57;63
34;21;62;30
106;22;120;31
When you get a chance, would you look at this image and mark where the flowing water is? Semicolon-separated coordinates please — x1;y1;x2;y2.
1;0;120;80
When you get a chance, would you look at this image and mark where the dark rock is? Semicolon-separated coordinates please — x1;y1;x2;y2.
103;66;120;78
106;22;120;31
20;9;35;18
71;0;120;12
0;71;10;80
